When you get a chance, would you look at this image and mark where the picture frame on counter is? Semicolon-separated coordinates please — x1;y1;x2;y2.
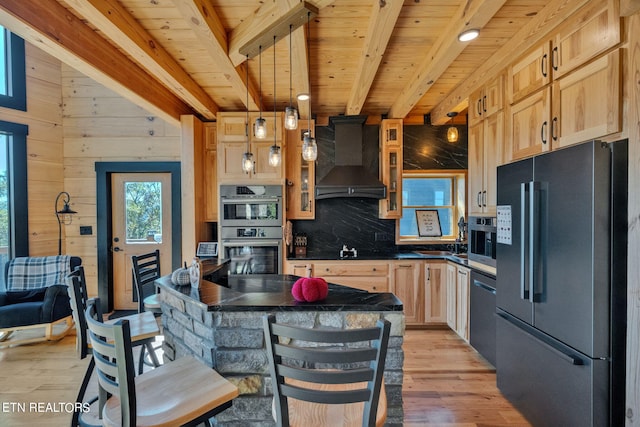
416;210;442;237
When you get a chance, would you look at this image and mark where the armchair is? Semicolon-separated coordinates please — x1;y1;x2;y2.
0;255;81;347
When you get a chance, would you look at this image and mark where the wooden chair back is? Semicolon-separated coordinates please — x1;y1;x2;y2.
85;298;137;427
66;266;90;359
131;250;161;314
263;314;391;427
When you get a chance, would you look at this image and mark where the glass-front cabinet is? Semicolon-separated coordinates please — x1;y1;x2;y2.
285;121;315;219
379;119;403;219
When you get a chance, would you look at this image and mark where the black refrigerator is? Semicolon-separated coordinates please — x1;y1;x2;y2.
495;140;627;427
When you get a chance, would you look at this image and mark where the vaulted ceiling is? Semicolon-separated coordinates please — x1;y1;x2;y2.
0;0;597;125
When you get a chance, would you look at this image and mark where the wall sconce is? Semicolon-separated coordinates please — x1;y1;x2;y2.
55;191;77;255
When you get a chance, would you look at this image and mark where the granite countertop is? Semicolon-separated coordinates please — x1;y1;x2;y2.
155;274;403;312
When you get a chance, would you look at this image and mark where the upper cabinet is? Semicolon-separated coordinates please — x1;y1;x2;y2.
217;112;284;182
506;0;621;162
286;122;315;220
379;119;403;219
468;72;504;216
203;123;217;222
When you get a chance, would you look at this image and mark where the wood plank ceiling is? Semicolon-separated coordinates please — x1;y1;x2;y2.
0;0;558;125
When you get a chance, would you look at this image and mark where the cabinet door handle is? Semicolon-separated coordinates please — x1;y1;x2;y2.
541;121;548;145
477;98;483;116
482;95;487;113
551;117;558;141
427;266;431;281
541;53;548;77
482;190;487;207
552;46;559;71
477;192;482;208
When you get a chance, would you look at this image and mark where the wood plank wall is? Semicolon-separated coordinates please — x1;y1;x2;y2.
0;44;64;256
61;64;181;296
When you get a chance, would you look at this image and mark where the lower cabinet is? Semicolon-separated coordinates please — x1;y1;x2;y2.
424;261;447;324
456;265;471;342
390;261;423;325
306;261;389;293
446;264;457;330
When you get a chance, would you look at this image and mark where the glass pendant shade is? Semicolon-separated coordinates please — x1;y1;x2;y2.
447;126;459;143
284;106;298;130
254;117;267;139
242;152;254;173
269;145;281;167
302;133;318;161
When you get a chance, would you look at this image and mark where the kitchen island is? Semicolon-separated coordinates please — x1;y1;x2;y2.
155;274;405;425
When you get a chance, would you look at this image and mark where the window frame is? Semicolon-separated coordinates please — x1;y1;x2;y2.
0;120;29;257
396;169;467;244
0;26;27;111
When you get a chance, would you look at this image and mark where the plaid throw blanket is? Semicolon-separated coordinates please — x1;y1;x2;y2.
7;256;72;291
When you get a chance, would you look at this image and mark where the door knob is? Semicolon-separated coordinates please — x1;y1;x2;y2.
112;247;121;252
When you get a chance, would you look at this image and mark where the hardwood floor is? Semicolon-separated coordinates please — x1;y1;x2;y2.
0;326;530;426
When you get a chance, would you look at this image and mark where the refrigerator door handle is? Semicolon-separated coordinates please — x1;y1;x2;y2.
520;182;529;301
497;311;584;366
529;181;541;303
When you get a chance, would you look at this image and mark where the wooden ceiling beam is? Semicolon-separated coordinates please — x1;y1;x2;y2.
345;0;403;116
228;0;333;67
621;0;640;16
172;0;260;111
0;0;191;126
387;0;506;120
430;0;591;124
63;0;219;120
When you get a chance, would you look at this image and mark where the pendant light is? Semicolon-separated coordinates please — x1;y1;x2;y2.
254;45;267;139
269;36;282;167
301;12;317;162
284;24;298;130
446;111;459;143
242;54;254;173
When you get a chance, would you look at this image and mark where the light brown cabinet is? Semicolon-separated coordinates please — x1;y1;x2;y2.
446;263;457;331
203;123;218;221
506;0;621;162
424;261;447;324
456;266;470;342
379;119;403;219
390;261;422;325
469;74;504;127
310;260;389;294
285;122;315;220
468;111;503;216
217;112;284;181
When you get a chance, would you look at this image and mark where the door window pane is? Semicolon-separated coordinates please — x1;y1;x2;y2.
0;26;26;110
124;181;162;243
0;134;8;288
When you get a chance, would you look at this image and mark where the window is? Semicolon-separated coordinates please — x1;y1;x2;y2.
0;120;29;290
0;25;27;111
398;171;466;242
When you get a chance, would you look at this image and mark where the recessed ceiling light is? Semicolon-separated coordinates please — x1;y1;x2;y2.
458;29;479;42
297;93;310;101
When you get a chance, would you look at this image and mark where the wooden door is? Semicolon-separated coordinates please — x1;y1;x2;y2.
483;73;505;118
446;264;457;330
482;111;503;215
507;41;551;104
218;142;247;181
391;262;422;325
112;173;172;310
508;86;551;161
424;261;447;324
467;121;484;215
552;50;621;149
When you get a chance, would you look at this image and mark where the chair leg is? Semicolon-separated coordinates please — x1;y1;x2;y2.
145;342;161;368
72;357;94;427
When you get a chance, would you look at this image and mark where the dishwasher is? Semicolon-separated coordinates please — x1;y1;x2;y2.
469;270;496;367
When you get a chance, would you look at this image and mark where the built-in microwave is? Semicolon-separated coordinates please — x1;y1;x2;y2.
468;216;497;267
219;185;283;228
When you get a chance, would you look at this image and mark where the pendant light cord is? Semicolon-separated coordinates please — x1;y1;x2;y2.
273;35;277;147
245;54;249;147
307;11;311;133
289;24;293;107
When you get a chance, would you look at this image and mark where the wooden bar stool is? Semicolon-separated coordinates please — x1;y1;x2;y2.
263;314;391;427
85;298;238;427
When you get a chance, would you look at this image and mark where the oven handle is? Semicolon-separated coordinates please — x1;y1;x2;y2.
222;239;283;248
221;198;280;204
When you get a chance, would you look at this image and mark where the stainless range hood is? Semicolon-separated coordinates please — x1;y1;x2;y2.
315;115;387;200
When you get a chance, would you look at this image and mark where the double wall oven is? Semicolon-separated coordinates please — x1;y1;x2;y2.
219;185;283;274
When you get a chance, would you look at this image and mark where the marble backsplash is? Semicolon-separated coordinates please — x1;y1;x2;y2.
290;120;468;258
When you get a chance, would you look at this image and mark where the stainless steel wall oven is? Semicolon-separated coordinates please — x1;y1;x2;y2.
220;185;283;275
